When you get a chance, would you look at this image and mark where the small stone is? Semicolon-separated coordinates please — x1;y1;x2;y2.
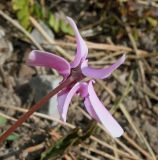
29;75;61;119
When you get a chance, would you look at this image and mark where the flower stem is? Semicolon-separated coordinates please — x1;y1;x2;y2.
0;77;73;144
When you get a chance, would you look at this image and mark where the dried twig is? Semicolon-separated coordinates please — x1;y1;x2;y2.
0;10;43;50
76;73;154;160
0;112;30;127
90;136;139;160
80;144;116;160
29;16;72;61
124;24;146;84
80;152;99;160
76;105;140;159
0;103;75;129
23;143;45;153
0;103;138;159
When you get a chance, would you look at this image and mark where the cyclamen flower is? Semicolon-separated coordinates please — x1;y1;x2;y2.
28;17;125;137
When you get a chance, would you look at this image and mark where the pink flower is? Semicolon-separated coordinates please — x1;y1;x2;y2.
27;17;125;137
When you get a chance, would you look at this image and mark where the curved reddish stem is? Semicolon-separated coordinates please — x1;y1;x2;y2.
0;77;73;144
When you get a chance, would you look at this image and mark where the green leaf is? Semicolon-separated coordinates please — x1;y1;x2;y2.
0;116;7;126
48;14;60;33
17;7;30;28
48;14;55;28
131;28;139;41
12;0;74;34
48;14;73;35
12;0;28;10
41;121;96;160
60;20;74;35
147;17;157;27
33;2;43;19
12;0;30;29
41;128;80;160
7;133;20;141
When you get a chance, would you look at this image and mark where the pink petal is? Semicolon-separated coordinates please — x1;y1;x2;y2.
27;50;70;78
77;82;88;98
88;80;124;137
81;55;125;79
67;17;88;68
84;97;100;121
57;89;68;117
57;83;81;122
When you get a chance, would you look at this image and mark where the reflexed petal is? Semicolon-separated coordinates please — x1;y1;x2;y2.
88;80;124;137
81;55;125;79
27;50;70;78
67;17;88;68
57;83;81;122
57;89;69;118
77;82;88;98
84;97;99;121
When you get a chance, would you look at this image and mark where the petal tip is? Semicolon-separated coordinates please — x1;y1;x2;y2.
112;128;124;138
121;54;126;63
66;17;75;26
117;54;126;66
27;50;37;65
89;79;95;84
61;114;66;122
67;17;88;68
66;16;72;21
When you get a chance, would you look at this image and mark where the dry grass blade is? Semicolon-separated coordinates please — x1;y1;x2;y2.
0;112;30;127
117;71;156;160
23;143;44;153
99;124;140;159
79;70;154;159
98;62;156;160
76;105;140;159
138;85;158;101
113;72;156;160
123;133;154;160
112;142;119;160
63;154;74;160
120;104;156;160
45;38;150;59
80;144;116;160
139;132;158;160
110;72;133;114
90;136;139;160
80;152;99;160
128;53;158;60
0;103;139;159
0;2;157;160
29;16;73;61
78;95;156;160
0;103;75;129
86;41;147;55
138;0;158;7
0;10;43;50
124;24;146;84
97;80;116;100
101;72;154;159
101;51;125;62
68;152;77;160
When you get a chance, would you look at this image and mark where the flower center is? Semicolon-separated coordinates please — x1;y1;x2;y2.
69;64;85;83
